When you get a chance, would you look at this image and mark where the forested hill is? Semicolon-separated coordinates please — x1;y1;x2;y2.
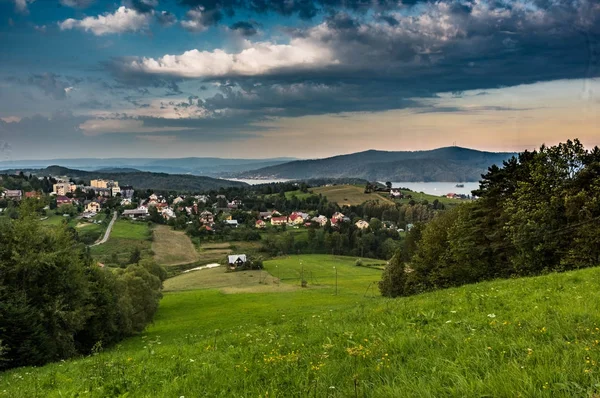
233;147;516;182
3;166;248;192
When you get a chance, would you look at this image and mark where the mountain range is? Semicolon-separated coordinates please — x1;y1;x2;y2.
229;147;517;182
0;157;297;177
1;166;248;192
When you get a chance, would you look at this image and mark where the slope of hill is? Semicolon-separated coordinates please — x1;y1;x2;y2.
2;255;599;397
235;147;516;182
0;157;297;176
2;166;248;191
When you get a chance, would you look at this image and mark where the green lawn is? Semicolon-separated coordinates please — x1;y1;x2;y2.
3;257;600;397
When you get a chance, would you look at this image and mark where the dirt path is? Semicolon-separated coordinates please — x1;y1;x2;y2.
90;211;117;247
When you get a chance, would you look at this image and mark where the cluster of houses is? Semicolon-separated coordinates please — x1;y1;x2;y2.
255;210;360;229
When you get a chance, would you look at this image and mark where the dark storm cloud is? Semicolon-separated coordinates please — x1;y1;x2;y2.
178;0;407;22
229;21;259;36
156;10;177;26
21;73;72;100
107;0;600;131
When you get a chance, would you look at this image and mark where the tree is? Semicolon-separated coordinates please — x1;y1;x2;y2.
129;247;142;265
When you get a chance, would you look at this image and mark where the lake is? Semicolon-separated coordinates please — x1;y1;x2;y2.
386;182;481;196
223;178;291;185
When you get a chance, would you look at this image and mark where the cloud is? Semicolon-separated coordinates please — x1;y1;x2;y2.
124;0;158;14
116;38;338;77
59;0;94;8
177;0;402;23
180;7;223;32
229;21;259;37
156;11;177;26
136;134;177;143
13;0;35;14
59;6;152;36
79;118;190;135
27;73;72;100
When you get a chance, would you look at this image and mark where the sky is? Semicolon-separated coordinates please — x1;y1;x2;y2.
0;0;598;160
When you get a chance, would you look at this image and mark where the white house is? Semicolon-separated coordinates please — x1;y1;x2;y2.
355;220;370;230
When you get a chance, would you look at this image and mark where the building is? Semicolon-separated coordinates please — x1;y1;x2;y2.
259;211;273;220
161;208;176;220
200;210;214;225
331;212;345;222
255;219;266;229
4;190;22;201
53;182;75;196
271;216;288;226
25;191;42;199
355;220;370;230
111;186;121;197
228;254;247;269
120;186;135;199
91;179;119;189
312;215;328;227
223;219;239;227
288;212;305;225
173;197;184;205
86;201;101;213
122;208;149;219
56;196;73;206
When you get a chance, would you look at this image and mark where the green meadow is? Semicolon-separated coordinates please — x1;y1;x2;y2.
2;254;600;397
89;219;153;264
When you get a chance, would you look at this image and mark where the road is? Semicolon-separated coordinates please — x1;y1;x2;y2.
90;211;117;247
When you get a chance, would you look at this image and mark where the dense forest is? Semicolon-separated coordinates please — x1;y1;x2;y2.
0;201;166;370
380;140;600;297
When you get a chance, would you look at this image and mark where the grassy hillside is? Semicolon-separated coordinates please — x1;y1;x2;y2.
3;256;600;397
152;225;200;267
312;185;394;206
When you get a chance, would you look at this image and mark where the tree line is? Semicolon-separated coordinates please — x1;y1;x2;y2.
380;140;600;297
0;201;166;370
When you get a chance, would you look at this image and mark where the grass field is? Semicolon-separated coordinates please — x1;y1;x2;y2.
312;185;393;206
89;219;152;264
152;225;200;266
3;256;600;397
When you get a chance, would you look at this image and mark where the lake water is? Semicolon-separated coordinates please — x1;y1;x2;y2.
386;182;481;196
223;178;291;185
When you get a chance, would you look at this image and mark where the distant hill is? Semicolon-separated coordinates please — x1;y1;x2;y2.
0;157;297;177
232;147;516;182
2;166;248;192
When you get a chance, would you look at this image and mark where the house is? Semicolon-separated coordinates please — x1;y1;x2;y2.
86;201;101;213
255;219;266;229
111;186;121;197
227;198;243;209
288;212;304;225
355;220;370;230
149;193;158;201
4;190;22;201
200;210;214;224
222;213;233;221
390;189;403;198
56;196;73;206
25;191;42;199
259;211;273;220
224;219;239;227
195;195;209;203
173;197;184;205
446;193;457;199
228;254;247;269
122;208;149;219
312;215;328;227
93;188;112;197
271;216;288;226
161;208;176;220
120;198;132;206
331;212;345;222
